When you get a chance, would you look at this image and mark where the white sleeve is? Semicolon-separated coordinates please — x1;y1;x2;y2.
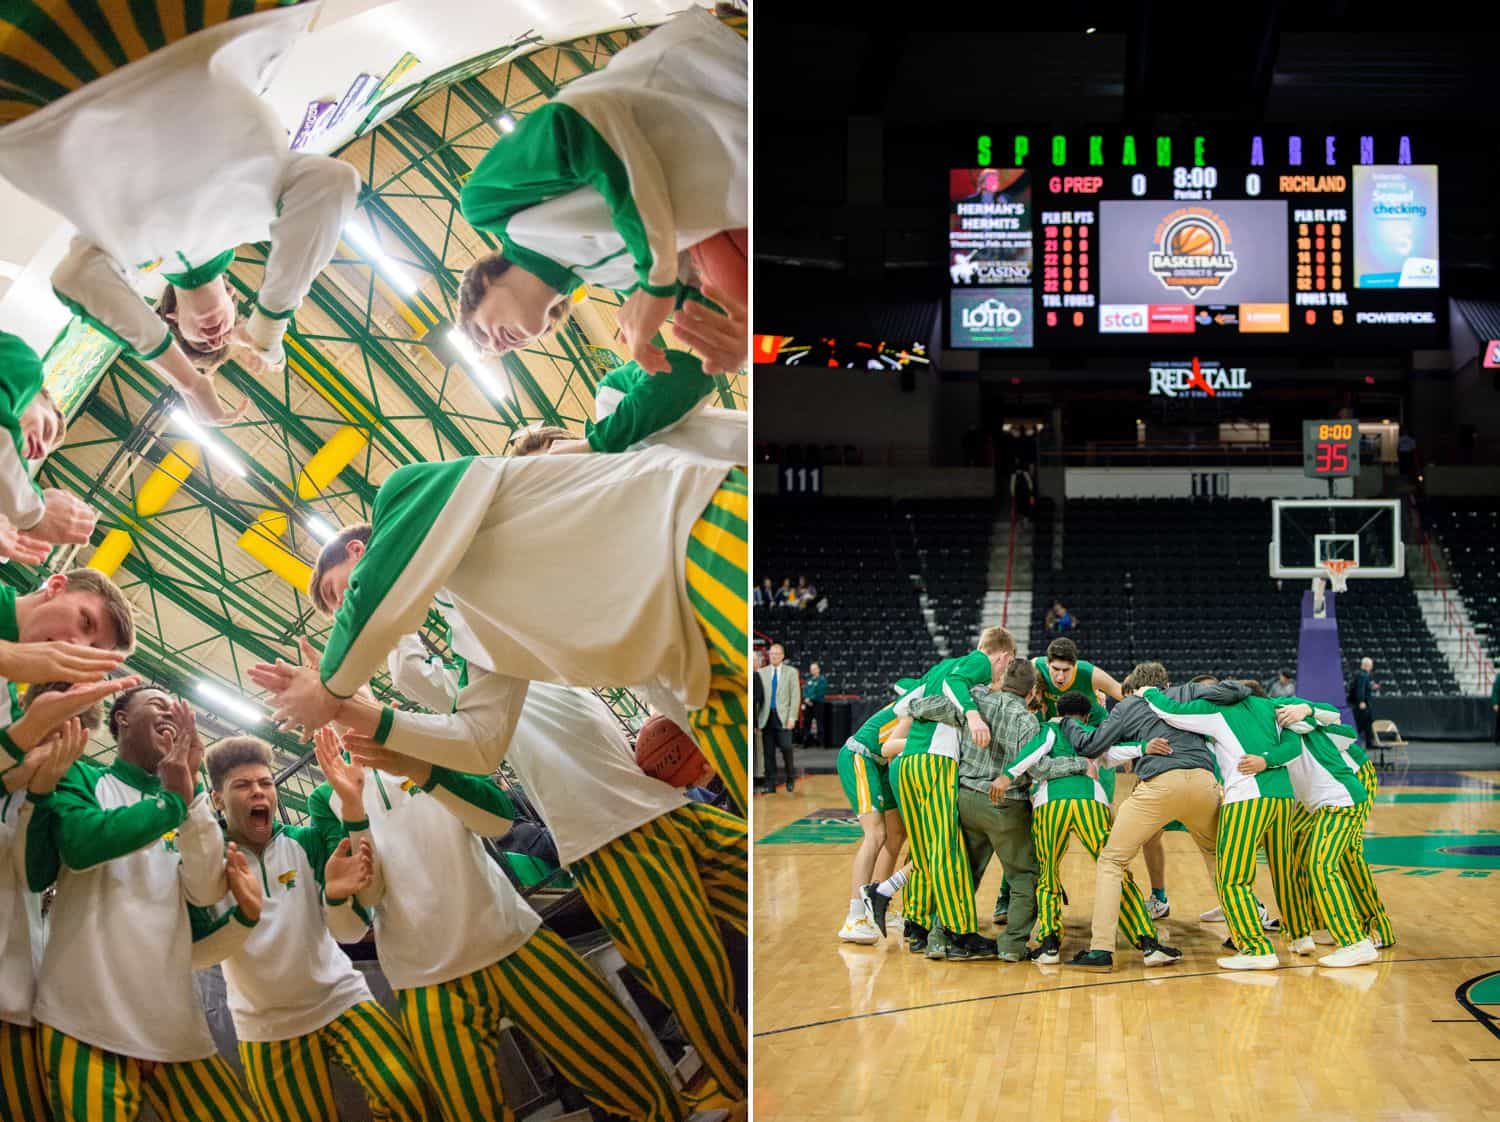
50;238;171;359
191;902;257;969
246;155;360;354
1100;744;1143;768
387;634;462;715
424;779;515;838
323;895;372;944
379;668;530;775
177;793;229;907
0;438;43;530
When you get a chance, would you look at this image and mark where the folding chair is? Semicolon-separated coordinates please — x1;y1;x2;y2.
1372;719;1409;771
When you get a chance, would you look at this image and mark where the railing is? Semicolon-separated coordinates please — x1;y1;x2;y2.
1409;496;1493;694
1001;489;1018;629
1042;440;1304;468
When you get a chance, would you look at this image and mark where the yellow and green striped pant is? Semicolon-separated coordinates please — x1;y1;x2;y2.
397;926;683;1122
0;1020;45;1122
0;0;301;124
888;754;931;928
896;753;975;935
38;1023;257;1122
1297;804;1368;948
572;803;746;1104
1031;798;1155;944
238;1001;430;1122
1343;762;1394;945
1215;796;1297;958
686;468;748;816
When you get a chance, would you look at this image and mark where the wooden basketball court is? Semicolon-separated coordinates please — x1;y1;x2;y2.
753;767;1500;1121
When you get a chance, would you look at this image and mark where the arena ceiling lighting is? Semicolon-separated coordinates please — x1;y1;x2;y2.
194;681;265;727
343;220;420;296
170;408;248;478
304;514;338;544
447;327;512;401
496;113;517;133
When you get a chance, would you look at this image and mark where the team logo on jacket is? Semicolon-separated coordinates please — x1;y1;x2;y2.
1149;208;1237;298
161;829;179;853
278;869;298;891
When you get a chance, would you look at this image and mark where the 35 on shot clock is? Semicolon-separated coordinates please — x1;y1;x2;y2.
1302;420;1360;478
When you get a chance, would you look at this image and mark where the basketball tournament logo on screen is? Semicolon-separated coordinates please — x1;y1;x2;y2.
949;169;1033;286
1148;208;1238;298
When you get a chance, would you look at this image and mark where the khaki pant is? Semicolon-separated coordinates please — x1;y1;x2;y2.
1091;767;1222;952
957;789;1037;957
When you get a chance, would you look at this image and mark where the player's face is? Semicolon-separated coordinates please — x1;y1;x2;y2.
219;765;278;847
464;273;568;356
317;540;364;614
174;281;236;352
19;399;62;460
23;586;121;650
1047;659;1074;688
116;689;177;760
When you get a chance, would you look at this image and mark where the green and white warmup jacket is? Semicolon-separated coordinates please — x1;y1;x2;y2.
590;353;745;465
0;790;45;1029
893;650;995;760
0;332;46;529
1281;701;1369;811
311;767;540;991
0;5;358;363
319;447;730;712
27;759;236;1062
191;824;373;1043
458;7;745;301
1140;685;1301;805
386;635;688;866
1003;722;1142;808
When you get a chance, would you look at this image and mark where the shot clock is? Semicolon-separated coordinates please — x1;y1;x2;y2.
1302;420;1361;479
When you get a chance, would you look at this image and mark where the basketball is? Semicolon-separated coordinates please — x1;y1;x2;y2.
633;714;707;787
1171;223;1216;256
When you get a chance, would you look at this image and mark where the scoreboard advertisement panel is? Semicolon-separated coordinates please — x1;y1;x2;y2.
946;130;1443;350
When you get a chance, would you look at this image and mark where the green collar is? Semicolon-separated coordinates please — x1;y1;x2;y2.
0;586;18;644
109;756;162;794
160;249;236;291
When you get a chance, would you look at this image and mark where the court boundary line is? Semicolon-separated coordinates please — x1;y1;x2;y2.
755;952;1500;1038
1455;970;1500;1046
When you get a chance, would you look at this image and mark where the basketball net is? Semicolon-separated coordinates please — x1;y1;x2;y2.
1312;560;1356;618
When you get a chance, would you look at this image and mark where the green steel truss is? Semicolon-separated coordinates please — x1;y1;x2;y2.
0;23;744;810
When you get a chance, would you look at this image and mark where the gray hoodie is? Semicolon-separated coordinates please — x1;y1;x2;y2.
1061;681;1249;782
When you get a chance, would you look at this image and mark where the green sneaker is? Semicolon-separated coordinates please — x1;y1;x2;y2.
925;926;951;961
1067;949;1114;972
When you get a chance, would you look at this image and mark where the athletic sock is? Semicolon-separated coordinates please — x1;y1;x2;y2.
877;870;908;898
847;898;865;923
1152;888;1168;903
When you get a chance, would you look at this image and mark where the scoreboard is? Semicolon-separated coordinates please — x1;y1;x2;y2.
1302;420;1361;479
948;129;1442;350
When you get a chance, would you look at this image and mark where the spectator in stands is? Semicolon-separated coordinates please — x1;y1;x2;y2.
796;575;817;609
1011;467;1035;523
1269;669;1297;698
801;661;828;746
757;644;801;792
1045;600;1076;633
755;578;775;608
776;578;797;609
1351;656;1376;754
753;649;769;793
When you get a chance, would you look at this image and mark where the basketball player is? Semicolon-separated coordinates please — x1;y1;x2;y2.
308;728;718;1122
1139;681;1304;970
0;2;361;422
1;331;95;547
992;692;1161;965
889;627;1017;961
354;633;748;1109
1270;701;1379;967
249;445;749;815
836;679;919;945
25;685;266;1121
457;7;746;375
199;735;432;1122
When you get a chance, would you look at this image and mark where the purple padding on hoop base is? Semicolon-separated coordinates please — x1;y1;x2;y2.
1298;590;1353;724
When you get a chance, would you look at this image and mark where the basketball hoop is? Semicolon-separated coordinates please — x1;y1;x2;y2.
1321;558;1358;594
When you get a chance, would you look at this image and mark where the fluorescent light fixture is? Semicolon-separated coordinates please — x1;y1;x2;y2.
497;113;517;134
447;327;511;401
1086;26;1097;33
343;221;419;295
304;514;337;543
170;408;247;477
194;681;264;726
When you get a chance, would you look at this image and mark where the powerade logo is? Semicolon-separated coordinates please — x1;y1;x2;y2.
951;289;1033;348
1355;311;1436;325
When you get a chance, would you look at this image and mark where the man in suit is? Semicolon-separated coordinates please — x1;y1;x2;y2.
757;644;801;793
1351;656;1376;756
753;649;769;794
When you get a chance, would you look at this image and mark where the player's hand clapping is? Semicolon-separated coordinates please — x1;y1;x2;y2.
323;837;375;901
225;843;263;923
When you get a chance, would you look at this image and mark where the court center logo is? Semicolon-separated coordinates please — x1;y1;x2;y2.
1149;208;1238;298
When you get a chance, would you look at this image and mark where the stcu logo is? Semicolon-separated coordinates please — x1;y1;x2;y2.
1102;307;1146;331
961;298;1023;331
1149;208;1237;299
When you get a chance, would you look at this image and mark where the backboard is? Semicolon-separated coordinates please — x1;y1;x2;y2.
1269;499;1403;580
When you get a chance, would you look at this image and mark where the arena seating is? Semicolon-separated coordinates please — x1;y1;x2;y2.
1030;497;1458;695
754;498;991;695
1422;498;1500;663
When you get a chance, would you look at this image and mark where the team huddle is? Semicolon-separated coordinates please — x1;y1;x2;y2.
0;4;749;1121
835;629;1391;972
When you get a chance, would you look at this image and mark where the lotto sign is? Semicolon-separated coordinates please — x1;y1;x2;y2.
950;289;1034;348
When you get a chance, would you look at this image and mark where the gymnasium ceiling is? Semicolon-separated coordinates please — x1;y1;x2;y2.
3;19;747;803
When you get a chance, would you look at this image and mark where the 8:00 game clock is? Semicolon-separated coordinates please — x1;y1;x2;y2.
1302;420;1361;479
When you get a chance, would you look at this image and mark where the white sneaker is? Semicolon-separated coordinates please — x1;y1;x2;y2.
1199;905;1225;922
1289;936;1315;955
1372;932;1393;949
1318;939;1378;968
1312;929;1335;945
1146;896;1170;920
839;917;880;945
1217;952;1280;971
